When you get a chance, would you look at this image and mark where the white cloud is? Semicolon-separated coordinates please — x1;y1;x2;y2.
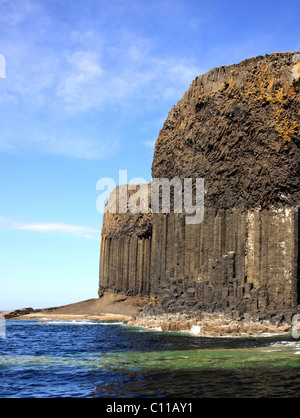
0;34;201;158
33;130;118;160
0;217;100;240
144;139;156;148
0;0;40;26
2;26;201;112
0;1;204;159
56;50;105;111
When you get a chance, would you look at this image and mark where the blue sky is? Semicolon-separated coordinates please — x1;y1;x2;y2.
0;0;299;310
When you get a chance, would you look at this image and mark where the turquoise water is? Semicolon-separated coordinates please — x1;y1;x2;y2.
0;318;300;397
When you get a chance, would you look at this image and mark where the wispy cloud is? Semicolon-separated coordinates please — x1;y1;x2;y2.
0;0;41;26
0;0;204;160
144;139;156;148
55;50;105;111
55;43;201;112
0;7;201;111
0;217;100;240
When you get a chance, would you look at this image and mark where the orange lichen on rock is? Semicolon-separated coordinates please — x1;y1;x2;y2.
235;61;300;142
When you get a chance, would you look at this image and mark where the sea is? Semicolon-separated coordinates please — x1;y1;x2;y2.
0;316;300;399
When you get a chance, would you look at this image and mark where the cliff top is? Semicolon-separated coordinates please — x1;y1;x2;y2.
152;52;300;210
101;184;152;239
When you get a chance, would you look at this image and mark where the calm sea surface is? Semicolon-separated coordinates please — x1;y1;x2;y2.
0;318;300;398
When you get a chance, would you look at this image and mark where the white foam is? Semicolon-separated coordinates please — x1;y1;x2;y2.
269;341;299;348
137;325;163;332
151;326;163;332
42;319;99;325
181;325;201;336
265;341;300;353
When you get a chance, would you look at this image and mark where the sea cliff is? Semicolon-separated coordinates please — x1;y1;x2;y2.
99;52;300;335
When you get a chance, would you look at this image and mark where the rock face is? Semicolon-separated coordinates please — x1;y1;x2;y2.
99;52;300;331
100;185;153;296
152;52;300;210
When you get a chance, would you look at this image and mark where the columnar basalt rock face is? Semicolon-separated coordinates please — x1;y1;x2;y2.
147;208;298;316
100;235;152;296
152;52;300;210
99;52;300;323
99;185;152;296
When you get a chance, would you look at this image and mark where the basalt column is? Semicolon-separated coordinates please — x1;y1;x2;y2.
99;51;300;317
99;185;152;296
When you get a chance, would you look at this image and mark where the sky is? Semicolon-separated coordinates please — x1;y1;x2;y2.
0;0;299;310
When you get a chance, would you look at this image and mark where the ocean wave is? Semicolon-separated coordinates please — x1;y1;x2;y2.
40;319;99;325
39;319;127;326
261;340;300;354
179;325;201;336
269;341;300;348
127;323;163;332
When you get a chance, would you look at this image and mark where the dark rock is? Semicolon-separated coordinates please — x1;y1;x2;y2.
3;307;34;319
98;52;300;327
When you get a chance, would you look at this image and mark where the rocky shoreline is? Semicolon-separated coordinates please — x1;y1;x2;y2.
2;292;298;337
2;309;295;338
128;309;297;337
